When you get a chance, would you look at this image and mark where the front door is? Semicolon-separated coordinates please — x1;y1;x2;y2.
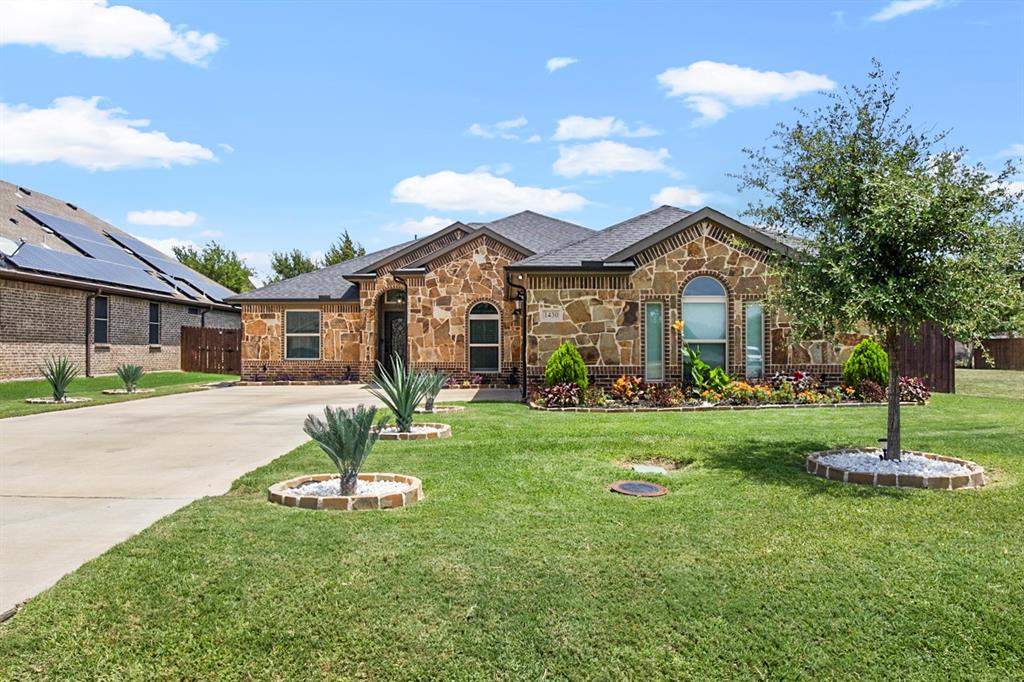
380;310;407;368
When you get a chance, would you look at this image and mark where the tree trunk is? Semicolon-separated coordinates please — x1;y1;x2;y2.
884;327;902;461
339;467;358;496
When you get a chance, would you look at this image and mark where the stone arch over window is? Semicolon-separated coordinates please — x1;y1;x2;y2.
680;274;729;370
467;300;500;373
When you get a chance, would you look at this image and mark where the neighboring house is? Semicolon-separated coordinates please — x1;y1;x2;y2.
230;205;867;389
0;180;240;380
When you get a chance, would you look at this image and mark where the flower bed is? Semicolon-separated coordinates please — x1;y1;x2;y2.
531;371;931;412
268;472;424;511
375;423;451;440
806;449;985;489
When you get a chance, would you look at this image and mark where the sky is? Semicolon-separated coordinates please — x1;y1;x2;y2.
2;0;1022;282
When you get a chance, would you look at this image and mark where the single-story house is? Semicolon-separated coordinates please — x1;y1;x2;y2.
0;180;240;380
229;204;866;390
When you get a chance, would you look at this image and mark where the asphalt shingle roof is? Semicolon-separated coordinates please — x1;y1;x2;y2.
513;205;692;267
482;211;592;254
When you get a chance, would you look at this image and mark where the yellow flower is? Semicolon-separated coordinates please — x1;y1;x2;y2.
672;319;685;332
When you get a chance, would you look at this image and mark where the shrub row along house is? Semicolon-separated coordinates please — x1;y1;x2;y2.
231;204;868;390
0;180;239;380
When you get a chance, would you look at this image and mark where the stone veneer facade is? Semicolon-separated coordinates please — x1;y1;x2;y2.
239;218;865;388
523;219;866;388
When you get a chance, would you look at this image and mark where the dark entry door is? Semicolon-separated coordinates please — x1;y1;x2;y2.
380;310;407;367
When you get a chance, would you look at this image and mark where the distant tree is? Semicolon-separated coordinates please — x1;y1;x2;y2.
323;230;366;266
267;249;318;283
736;61;1023;459
173;241;256;293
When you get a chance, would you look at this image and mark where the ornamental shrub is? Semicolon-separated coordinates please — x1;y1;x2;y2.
544;342;588;389
540;383;580;407
115;364;144;393
898;376;930;403
303;404;387;495
843;338;888;388
857;379;886;403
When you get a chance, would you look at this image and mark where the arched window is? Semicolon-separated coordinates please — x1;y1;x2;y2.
468;302;500;373
681;276;727;370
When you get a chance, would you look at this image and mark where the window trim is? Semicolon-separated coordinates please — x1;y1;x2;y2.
284;309;321;360
94;295;109;345
644;301;665;383
148;302;161;346
744;301;764;380
468;301;500;374
681;276;728;370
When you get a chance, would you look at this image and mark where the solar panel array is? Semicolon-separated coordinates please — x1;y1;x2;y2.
17;206;235;303
103;231;236;301
9;244;178;294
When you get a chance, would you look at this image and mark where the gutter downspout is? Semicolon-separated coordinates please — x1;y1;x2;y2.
85;291;96;377
506;272;528;402
391;274;410;365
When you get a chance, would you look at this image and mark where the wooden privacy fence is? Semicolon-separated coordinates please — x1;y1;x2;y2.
181;326;241;375
899;322;955;393
972;338;1024;371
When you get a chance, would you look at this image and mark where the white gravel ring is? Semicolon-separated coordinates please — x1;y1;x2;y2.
816;450;972;477
285;478;410;497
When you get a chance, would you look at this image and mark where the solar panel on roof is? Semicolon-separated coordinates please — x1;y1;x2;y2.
9;244;177;294
103;231;235;301
59;232;150;269
20;207;101;242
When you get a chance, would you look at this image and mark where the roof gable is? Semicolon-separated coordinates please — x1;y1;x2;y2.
399;227;532;270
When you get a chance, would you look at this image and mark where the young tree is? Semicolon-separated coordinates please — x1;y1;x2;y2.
323;229;366;266
267;249;318;283
737;62;1023;459
172;241;257;293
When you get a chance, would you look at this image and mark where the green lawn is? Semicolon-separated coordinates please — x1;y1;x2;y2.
1;394;1022;680
0;371;239;418
956;368;1024;401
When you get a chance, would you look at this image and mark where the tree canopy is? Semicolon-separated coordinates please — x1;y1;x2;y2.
267;249;318;283
323;230;366;266
172;241;256;293
736;61;1023;458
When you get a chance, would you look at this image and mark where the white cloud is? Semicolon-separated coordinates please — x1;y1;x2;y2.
136;235;198;257
650;186;709;208
546;57;578;72
382;216;456;236
0;96;215;170
657;60;835;125
0;0;222;65
197;229;222;238
126;209;198;227
525;134;542;143
392;170;588;214
868;0;943;22
553;141;669;178
553;115;659;141
217;143;234;153
472;163;513;176
467;117;531;140
996;143;1024;157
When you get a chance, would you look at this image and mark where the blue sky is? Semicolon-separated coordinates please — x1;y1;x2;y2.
2;0;1022;281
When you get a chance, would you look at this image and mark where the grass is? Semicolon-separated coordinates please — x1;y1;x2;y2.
1;394;1022;680
0;371;239;418
956;368;1023;400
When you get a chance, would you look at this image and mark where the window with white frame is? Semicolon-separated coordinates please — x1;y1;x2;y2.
285;310;320;359
468;302;499;373
681;276;727;370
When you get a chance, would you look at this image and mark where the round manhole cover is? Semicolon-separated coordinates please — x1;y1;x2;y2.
609;480;668;497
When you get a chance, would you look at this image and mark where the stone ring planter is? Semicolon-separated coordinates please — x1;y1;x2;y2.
414;405;465;414
806;449;985;489
24;396;92;405
101;388;156;395
268;473;423;511
375;423;452;440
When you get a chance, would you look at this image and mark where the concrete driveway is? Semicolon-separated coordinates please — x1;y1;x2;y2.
0;384;516;615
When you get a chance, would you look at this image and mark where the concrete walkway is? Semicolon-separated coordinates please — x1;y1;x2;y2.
0;384;517;615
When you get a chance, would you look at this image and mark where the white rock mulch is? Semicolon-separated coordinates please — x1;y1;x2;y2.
816;450;972;477
286;478;410;497
101;388;155;395
24;396;92;404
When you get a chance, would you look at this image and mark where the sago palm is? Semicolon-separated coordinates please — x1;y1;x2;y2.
303;404;387;495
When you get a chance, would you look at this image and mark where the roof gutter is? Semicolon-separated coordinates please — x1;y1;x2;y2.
0;267;239;312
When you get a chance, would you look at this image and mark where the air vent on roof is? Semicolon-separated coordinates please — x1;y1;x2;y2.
66;203;78;211
318;294;332;300
17;187;31;196
8;218;16;224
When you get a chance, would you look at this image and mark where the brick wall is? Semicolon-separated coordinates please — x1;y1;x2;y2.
0;278;240;380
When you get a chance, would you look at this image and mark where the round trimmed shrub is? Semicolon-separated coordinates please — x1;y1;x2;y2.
843;338;888;388
544;341;588;389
